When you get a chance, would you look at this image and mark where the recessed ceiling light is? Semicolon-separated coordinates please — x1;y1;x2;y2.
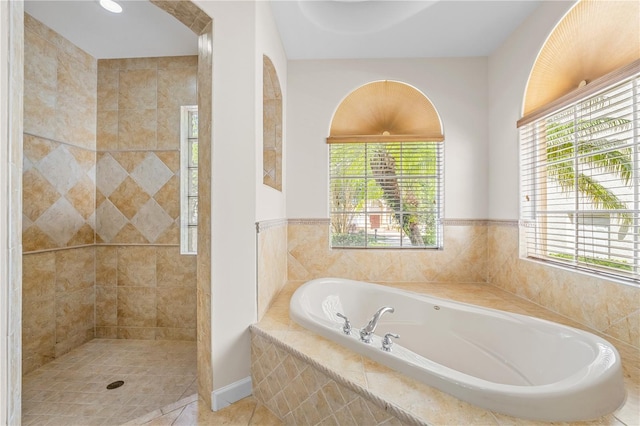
99;0;122;14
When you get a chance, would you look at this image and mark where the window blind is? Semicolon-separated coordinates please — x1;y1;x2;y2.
329;142;443;249
520;75;639;282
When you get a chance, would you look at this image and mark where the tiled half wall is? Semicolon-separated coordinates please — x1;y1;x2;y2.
257;219;639;351
22;15;198;375
251;329;416;426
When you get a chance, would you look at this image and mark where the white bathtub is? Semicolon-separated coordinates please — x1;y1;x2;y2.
289;278;626;422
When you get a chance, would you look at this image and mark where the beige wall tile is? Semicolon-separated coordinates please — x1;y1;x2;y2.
66;175;95;219
155;327;196;341
156;151;180;173
22;168;59;223
157;68;197;110
96;286;117;327
95;326;118;339
157;287;197;328
156;108;180;149
118;69;157;110
257;223;288;320
154;175;180;220
22;252;56;302
23;133;56;163
54;329;94;359
55;286;94;345
158;55;198;69
108;176;151;220
66;223;95;246
117;287;157;327
117;327;156;340
156;246;197;287
97;110;118;151
55;52;97;149
22;226;57;253
121;57;158;70
113;223;149;244
155;221;179;245
118;108;157;150
488;223;640;350
23;27;56;139
55;247;95;293
117;246;157;287
109;151;148;173
96;246;117;287
97;67;118;112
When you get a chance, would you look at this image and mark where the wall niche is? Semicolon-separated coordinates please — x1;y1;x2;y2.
263;55;282;191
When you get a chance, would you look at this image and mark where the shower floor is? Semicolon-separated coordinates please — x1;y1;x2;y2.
21;339;197;425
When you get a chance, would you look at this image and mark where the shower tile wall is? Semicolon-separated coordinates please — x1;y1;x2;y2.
95;56;198;341
22;15;199;375
22;14;97;375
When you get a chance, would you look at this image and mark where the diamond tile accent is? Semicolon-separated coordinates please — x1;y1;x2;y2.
130;153;174;196
66;175;95;219
22;168;60;222
95;200;128;242
35;198;85;247
108;176;151;219
131;199;174;243
96;153;127;197
37;145;81;194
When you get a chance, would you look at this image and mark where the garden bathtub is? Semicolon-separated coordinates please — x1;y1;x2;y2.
289;278;626;421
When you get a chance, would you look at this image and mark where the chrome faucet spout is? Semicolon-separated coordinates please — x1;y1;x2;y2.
360;306;394;343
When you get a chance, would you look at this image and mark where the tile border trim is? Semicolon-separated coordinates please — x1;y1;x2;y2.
249;325;427;426
255;218;288;233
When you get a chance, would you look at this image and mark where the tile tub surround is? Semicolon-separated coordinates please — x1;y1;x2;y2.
257;219;288;320
286;219;639;351
287;219;488;284
21;339;197;426
252;281;640;425
488;221;640;351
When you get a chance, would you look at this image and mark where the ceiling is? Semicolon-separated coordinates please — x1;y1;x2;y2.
24;0;543;60
271;1;542;59
24;0;199;59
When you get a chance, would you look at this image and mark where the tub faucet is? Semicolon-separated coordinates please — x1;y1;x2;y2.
360;306;394;343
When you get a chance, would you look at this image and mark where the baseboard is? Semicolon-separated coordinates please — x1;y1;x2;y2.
211;376;252;411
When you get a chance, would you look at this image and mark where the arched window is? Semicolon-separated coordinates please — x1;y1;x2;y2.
328;80;443;248
518;0;640;282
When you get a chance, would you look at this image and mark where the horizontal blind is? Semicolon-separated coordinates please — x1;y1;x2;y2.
329;142;443;248
520;75;639;282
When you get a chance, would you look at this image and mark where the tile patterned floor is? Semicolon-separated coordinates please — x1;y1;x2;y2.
22;339;197;425
124;394;282;425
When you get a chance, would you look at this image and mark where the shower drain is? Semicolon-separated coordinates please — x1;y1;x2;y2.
106;380;124;390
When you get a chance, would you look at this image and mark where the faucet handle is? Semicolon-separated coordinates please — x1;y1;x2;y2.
336;313;352;335
381;333;400;352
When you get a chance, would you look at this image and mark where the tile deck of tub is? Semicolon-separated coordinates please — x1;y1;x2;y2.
253;281;640;426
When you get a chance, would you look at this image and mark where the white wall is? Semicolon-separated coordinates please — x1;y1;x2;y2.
286;58;489;220
487;1;575;220
255;2;287;221
0;2;10;421
195;0;257;392
194;0;288;394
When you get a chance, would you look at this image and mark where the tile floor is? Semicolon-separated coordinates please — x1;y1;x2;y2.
124;394;282;425
22;339;197;425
